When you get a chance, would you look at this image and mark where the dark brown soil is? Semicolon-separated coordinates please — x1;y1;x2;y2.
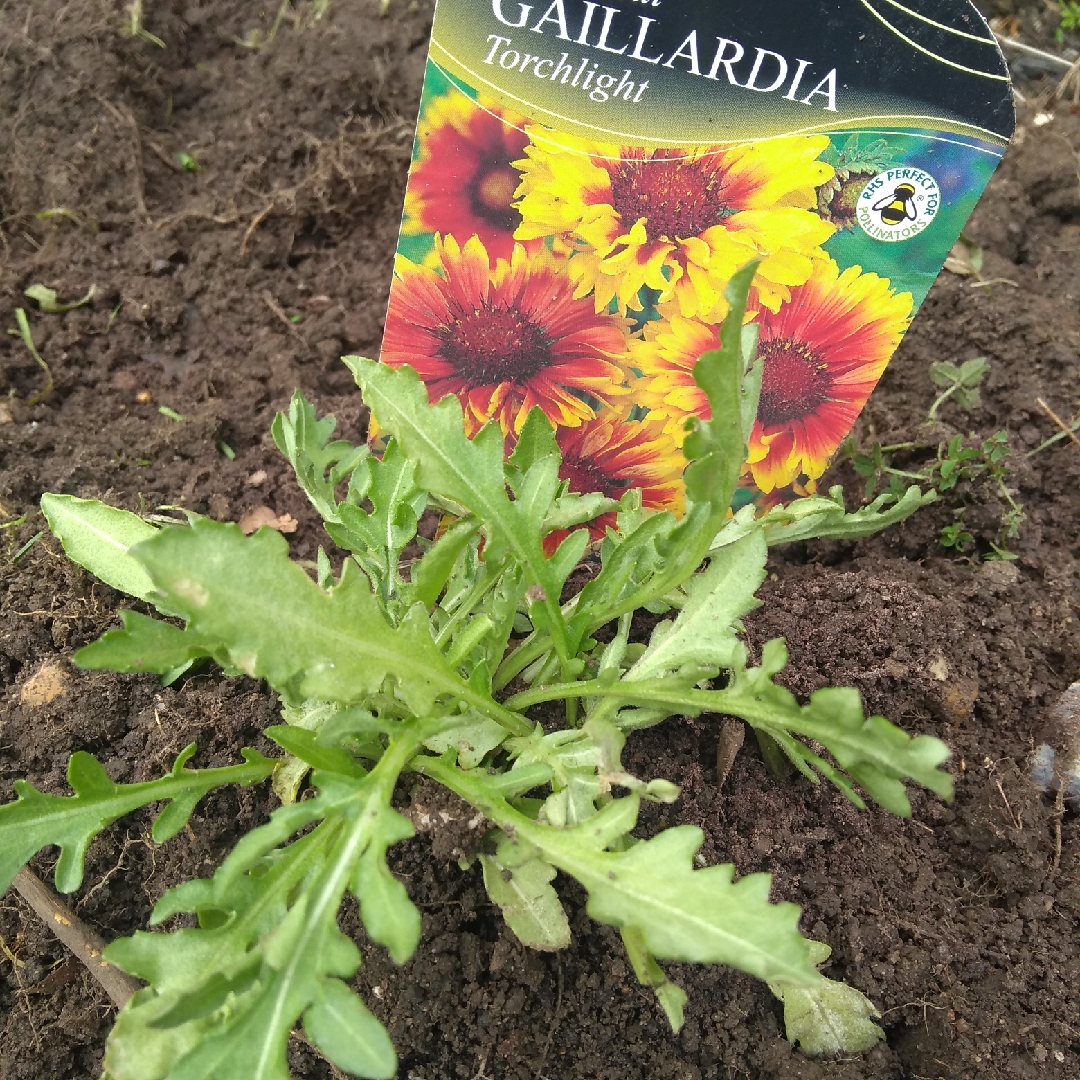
1;3;1078;1079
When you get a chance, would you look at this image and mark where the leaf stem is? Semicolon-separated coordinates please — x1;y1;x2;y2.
15;308;54;405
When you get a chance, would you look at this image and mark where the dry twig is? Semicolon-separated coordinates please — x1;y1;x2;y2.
1037;397;1080;450
11;867;142;1008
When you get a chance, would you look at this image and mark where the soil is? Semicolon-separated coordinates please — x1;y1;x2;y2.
1;3;1079;1079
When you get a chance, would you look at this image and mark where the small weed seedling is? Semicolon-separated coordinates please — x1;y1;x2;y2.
1059;1;1080;42
2;270;951;1078
927;356;989;422
10;308;54;405
24;283;97;314
850;357;1023;558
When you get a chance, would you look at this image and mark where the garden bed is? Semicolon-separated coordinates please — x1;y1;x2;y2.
1;3;1078;1079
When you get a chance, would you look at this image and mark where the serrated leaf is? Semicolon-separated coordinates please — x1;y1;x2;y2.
303;979;397;1079
412;515;480;607
105;987;213;1080
560;511;675;656
626;529;766;682
542;491;620;534
587;639;953;814
768;940;884;1057
508;727;603;825
509;406;558;469
106;731;422;1080
569;825;813;983
107;517;523;731
481;835;570;951
41;494;174;611
272;392;367;522
346;358;573;663
425;764;817;987
554;265;759;643
327;440;427;611
0;746;275;895
721;485;936;549
728;641;953;814
681;262;758;515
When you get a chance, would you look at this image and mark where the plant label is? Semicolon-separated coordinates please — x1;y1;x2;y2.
381;0;1013;507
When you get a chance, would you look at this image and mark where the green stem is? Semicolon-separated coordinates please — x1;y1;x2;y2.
996;476;1023;515
503;680;593;712
434;559;505;647
882;466;933;482
454;681;532;737
493;589;587;692
927;383;958;422
587;505;727;634
493;631;549;691
15;309;54;406
255;722;426;1046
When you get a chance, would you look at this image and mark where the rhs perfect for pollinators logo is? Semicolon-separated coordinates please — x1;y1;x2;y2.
382;0;1014;505
857;168;942;243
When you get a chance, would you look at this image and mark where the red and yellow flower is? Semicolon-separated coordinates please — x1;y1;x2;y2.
381;234;630;436
544;407;685;546
403;90;530;262
513;132;836;320
631;259;913;492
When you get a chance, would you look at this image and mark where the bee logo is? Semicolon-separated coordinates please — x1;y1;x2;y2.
872;183;918;225
858;169;939;243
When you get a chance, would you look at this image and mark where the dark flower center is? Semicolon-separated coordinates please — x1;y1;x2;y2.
757;337;831;427
438;303;552;384
561;459;629;499
606;155;734;240
467;160;522;232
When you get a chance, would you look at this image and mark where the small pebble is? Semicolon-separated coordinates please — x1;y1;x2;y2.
1030;681;1080;803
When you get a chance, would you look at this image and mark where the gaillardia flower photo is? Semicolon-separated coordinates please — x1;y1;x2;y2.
402;90;530;262
633;259;913;492
556;408;685;533
513;133;837;320
381;234;629;436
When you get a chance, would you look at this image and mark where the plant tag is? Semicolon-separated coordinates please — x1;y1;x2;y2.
381;0;1013;509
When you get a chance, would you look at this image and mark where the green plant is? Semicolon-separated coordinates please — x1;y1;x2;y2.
927;356;988;421
125;0;166;47
4;268;950;1078
9;307;54;405
24;282;97;313
176;150;200;172
849;358;1023;558
1058;1;1080;42
853;431;1023;558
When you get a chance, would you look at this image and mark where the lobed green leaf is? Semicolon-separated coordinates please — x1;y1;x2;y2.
0;745;275;895
423;761;817;988
76;516;527;734
271;391;368;523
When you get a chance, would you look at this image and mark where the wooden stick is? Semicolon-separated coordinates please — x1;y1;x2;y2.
1036;397;1080;450
11;867;142;1008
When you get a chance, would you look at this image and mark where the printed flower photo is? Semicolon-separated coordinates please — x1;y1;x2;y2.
382;69;918;520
